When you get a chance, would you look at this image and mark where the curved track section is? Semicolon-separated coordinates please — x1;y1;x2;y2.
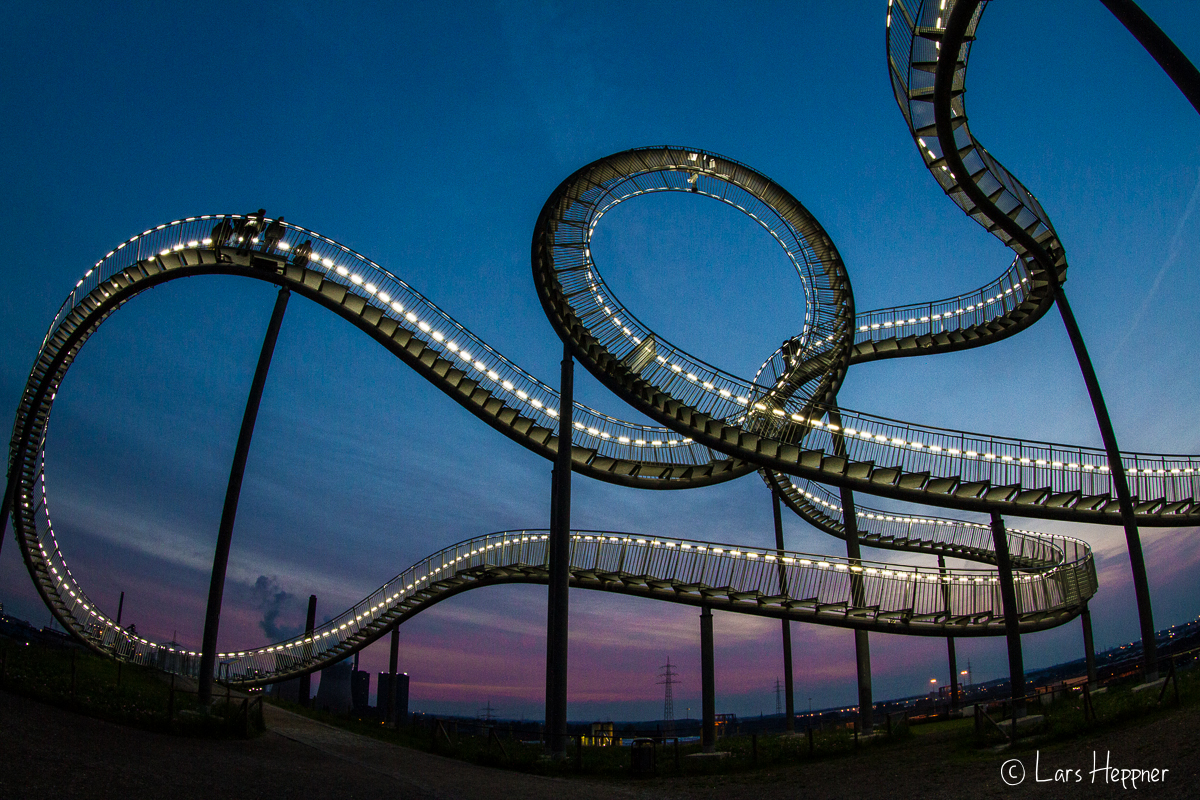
77;529;1094;687
6;212;1100;681
532;149;1200;525
6;0;1188;683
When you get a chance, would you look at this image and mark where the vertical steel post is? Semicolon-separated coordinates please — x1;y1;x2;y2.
1081;604;1098;687
1048;279;1156;678
298;594;316;707
700;605;716;752
116;591;125;627
839;484;873;732
388;626;400;726
545;340;573;758
937;554;959;711
0;475;12;560
828;407;873;731
1100;0;1200;115
772;491;795;732
198;286;290;706
989;512;1025;714
937;0;1157;683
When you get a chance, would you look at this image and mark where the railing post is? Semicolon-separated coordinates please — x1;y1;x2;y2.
198;286;290;706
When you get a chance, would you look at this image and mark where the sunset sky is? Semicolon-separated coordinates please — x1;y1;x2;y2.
2;2;1198;720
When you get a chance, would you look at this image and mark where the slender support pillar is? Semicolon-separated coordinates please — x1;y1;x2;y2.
388;626;400;726
947;636;959;711
198;286;290;706
1100;0;1200;116
1081;604;1098;687
937;0;1156;680
989;512;1025;714
937;555;959;711
700;605;716;752
840;484;873;732
545;341;573;758
116;591;125;627
771;492;795;732
1048;281;1156;677
298;594;316;707
0;473;13;560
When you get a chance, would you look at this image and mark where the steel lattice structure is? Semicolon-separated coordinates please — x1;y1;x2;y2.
4;1;1192;687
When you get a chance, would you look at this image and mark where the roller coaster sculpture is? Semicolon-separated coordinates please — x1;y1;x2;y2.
5;1;1193;687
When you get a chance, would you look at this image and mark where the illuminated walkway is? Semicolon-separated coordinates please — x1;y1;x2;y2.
6;1;1192;684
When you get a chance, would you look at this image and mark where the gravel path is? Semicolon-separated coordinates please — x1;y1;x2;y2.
2;688;1197;799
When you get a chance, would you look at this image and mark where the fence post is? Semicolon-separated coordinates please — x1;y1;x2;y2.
70;649;77;697
168;674;176;722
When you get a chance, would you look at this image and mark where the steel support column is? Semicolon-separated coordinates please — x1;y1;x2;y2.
772;491;795;732
700;604;716;752
1100;0;1200;115
1081;604;1098;687
937;0;1157;684
937;554;959;711
198;286;290;706
298;594;316;707
545;340;573;758
829;407;873;731
0;473;12;561
388;626;400;726
839;485;873;732
1048;279;1156;678
989;511;1025;714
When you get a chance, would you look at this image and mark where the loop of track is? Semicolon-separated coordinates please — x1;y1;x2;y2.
10;0;1183;683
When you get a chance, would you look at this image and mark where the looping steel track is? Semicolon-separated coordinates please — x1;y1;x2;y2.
11;0;1191;685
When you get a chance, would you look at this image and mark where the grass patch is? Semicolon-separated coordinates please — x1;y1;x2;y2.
0;637;264;738
968;664;1199;750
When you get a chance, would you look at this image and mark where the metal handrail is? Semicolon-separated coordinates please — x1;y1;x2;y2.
58;527;1094;684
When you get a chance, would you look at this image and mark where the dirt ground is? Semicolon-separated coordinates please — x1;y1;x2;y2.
1;689;1197;799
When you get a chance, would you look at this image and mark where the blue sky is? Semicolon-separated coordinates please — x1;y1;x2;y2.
1;2;1198;720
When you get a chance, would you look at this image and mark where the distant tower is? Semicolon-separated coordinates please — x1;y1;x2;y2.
775;677;783;716
658;657;679;736
480;699;497;723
